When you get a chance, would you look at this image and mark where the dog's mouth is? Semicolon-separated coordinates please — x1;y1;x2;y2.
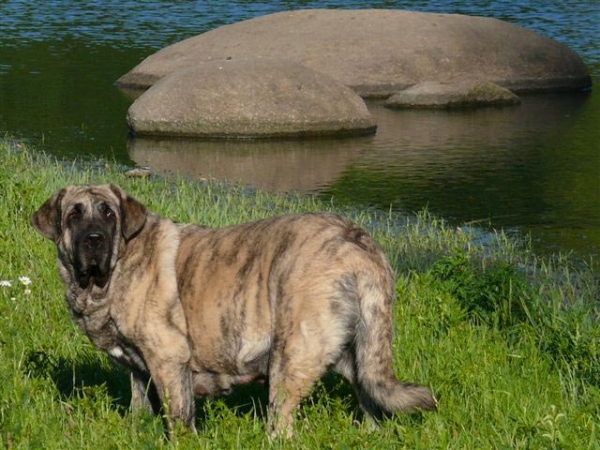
76;257;110;289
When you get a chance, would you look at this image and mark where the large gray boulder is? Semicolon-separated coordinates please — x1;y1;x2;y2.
116;9;591;97
126;59;376;138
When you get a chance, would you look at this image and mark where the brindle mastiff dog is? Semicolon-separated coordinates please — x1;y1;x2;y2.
31;184;436;436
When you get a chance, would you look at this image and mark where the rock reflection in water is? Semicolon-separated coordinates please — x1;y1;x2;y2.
128;136;367;194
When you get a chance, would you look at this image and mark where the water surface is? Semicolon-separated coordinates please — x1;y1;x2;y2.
1;1;598;260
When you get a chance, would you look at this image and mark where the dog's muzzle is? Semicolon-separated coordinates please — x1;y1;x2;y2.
74;229;112;289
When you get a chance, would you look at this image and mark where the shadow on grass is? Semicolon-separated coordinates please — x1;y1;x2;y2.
196;379;270;424
195;371;359;424
23;348;378;427
23;349;132;411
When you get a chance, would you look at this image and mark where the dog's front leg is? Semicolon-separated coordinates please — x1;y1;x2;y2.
145;355;196;434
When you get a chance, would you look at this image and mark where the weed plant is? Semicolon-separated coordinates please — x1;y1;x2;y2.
0;141;598;449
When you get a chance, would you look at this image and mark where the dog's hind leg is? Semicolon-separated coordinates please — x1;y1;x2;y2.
267;310;352;438
267;349;326;439
333;350;386;428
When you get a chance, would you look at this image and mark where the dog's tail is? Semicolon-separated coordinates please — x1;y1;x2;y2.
347;227;437;419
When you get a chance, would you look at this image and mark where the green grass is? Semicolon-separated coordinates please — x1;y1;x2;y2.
1;141;598;449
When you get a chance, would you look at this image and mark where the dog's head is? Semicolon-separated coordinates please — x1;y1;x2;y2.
31;184;147;289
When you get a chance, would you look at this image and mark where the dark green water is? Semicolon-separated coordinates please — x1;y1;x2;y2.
1;1;599;260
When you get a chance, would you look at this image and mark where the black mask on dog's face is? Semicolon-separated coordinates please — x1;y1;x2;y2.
69;200;117;289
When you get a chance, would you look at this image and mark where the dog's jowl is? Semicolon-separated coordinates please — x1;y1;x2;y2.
31;184;436;437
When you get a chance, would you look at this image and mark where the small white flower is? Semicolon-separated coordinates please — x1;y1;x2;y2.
0;280;12;287
24;289;32;296
19;276;32;286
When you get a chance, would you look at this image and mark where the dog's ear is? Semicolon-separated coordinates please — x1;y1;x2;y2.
31;188;66;241
109;184;147;240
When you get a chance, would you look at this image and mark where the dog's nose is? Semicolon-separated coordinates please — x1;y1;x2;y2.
84;232;106;249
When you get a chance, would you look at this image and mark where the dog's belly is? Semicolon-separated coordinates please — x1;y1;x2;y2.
192;371;267;397
236;336;271;370
190;335;270;396
190;334;271;376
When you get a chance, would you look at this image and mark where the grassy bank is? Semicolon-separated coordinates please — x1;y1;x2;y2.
0;141;598;449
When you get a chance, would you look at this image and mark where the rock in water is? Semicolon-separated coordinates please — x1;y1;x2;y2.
126;59;376;138
385;81;521;109
117;9;592;96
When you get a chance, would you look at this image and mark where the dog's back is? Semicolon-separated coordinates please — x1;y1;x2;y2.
175;212;436;436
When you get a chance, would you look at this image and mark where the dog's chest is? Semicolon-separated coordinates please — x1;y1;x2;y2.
72;299;149;374
105;339;148;374
94;319;148;373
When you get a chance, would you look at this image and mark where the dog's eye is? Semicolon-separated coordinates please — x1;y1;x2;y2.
100;203;116;221
67;205;82;224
